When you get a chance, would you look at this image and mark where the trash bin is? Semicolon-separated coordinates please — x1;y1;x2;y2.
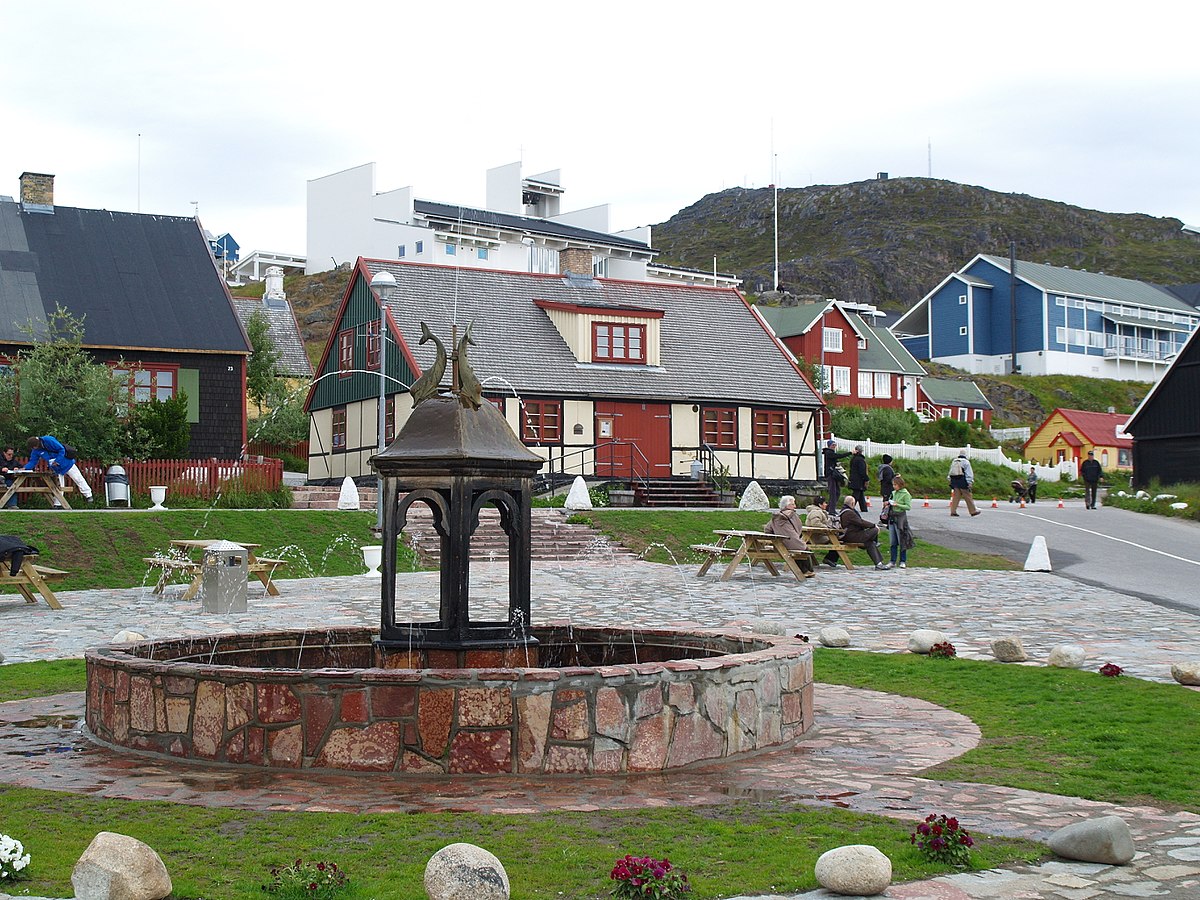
201;541;248;613
690;460;704;480
105;465;130;507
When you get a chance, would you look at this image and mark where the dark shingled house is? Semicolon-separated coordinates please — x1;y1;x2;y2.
0;172;250;457
1124;324;1200;487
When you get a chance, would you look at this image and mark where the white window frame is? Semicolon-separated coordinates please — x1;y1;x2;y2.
1055;296;1067;307
958;294;967;305
831;366;851;395
874;372;891;398
959;326;968;336
823;327;843;353
974;409;984;422
857;371;874;398
1056;326;1067;345
958;407;968;422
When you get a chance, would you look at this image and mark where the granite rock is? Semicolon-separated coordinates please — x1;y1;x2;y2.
424;842;510;900
1048;643;1087;668
990;636;1028;662
814;844;892;895
819;626;851;648
72;831;173;900
1048;815;1135;865
1171;661;1200;686
907;629;948;654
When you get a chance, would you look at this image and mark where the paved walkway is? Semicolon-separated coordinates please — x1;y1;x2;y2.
2;560;1200;899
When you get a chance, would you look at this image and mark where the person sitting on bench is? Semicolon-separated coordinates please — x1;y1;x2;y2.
838;496;889;570
762;495;813;573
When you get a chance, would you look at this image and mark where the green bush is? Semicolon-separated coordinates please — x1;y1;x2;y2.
920;416;999;449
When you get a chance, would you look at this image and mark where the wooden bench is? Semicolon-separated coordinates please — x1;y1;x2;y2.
144;556;202;595
802;526;866;570
697;530;814;582
690;542;738;577
0;556;69;609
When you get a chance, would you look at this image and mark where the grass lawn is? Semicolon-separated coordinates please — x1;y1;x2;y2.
571;509;1021;570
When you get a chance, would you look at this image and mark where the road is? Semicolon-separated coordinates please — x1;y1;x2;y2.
901;496;1200;615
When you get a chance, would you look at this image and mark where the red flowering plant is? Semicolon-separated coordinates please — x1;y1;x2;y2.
610;854;691;898
910;813;974;866
262;858;348;899
1099;662;1123;677
928;641;957;659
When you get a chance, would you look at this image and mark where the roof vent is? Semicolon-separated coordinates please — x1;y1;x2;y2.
19;172;54;214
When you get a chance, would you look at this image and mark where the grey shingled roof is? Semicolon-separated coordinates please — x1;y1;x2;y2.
365;261;821;408
0;199;248;352
980;254;1195;312
231;298;312;377
847;313;926;375
414;200;654;254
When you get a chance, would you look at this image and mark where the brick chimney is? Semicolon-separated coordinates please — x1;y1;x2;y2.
20;172;55;213
559;246;594;277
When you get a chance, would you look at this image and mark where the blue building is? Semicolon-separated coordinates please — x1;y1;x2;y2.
892;254;1199;382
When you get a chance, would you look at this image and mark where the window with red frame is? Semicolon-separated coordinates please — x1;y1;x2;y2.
338;330;354;376
486;396;506;414
522;400;562;444
365;320;381;369
593;322;646;363
752;410;788;450
332;406;347;451
112;364;178;406
701;407;737;448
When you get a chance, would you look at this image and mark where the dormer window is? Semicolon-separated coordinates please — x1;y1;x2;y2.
593;322;646;364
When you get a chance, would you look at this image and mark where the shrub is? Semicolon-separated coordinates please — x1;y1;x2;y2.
910;813;974;866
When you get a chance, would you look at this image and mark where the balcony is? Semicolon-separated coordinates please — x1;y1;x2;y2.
1103;339;1175;362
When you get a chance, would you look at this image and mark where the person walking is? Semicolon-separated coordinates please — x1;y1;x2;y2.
1080;450;1103;509
887;474;915;568
947;450;980;517
838;496;889;569
877;454;895;504
1026;466;1038;505
848;444;870;512
25;435;94;504
1;445;22;509
822;440;851;510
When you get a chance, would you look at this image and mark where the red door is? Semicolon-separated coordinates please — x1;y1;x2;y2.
594;401;672;479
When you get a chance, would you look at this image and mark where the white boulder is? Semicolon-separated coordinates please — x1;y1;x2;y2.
990;637;1028;662
1153;494;1177;502
424;843;510;900
563;476;593;511
1171;661;1200;686
739;481;771;511
336;476;361;510
1048;816;1135;865
819;626;851;648
72;831;173;900
814;844;892;896
1048;643;1087;668
1170;502;1189;510
111;630;146;644
907;629;949;654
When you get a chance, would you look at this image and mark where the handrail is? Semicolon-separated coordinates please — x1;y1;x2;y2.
539;440;652;493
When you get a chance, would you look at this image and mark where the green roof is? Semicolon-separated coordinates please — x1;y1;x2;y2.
755;303;825;338
847;313;926;375
921;377;992;409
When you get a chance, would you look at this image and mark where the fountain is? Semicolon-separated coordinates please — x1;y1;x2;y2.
85;329;813;775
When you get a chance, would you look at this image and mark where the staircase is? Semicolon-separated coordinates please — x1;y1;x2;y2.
290;484;378;510
635;478;722;508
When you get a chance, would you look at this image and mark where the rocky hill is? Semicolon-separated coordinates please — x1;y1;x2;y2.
652;177;1200;308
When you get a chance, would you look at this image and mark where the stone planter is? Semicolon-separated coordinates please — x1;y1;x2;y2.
608;489;636;507
717;491;738;508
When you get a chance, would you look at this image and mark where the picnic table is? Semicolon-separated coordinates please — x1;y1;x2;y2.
0;470;76;510
691;529;813;583
800;525;864;570
143;539;287;600
0;555;69;609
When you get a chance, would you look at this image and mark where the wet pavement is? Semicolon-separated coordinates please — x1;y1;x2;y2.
2;559;1200;898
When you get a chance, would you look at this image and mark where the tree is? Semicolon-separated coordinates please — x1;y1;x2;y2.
247;382;309;447
245;309;282;415
127;393;191;459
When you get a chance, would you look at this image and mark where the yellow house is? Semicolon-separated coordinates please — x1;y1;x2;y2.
1024;408;1133;473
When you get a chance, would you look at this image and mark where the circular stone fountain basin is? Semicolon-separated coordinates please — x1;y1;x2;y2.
85;626;813;775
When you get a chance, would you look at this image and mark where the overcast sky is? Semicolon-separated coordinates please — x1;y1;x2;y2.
3;1;1197;259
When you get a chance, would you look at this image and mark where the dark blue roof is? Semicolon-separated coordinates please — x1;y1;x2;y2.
413;200;654;253
0;200;249;352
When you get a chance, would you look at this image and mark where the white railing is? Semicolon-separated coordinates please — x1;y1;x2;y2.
828;434;1073;482
989;426;1030;442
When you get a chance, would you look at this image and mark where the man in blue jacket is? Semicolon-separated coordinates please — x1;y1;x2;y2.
25;435;94;504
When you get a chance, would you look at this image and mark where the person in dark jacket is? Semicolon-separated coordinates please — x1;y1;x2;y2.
839;496;888;569
25;435;94;504
1080;450;1103;509
1;446;22;509
877;454;895;504
848;445;870;512
822;439;852;510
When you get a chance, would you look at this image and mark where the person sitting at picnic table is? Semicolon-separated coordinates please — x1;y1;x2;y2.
762;495;814;574
804;496;842;569
1;445;23;509
838;496;889;570
25;435;94;504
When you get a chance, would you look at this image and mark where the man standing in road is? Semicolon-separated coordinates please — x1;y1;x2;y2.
948;450;980;517
1080;450;1103;509
822;439;852;510
848;444;870;511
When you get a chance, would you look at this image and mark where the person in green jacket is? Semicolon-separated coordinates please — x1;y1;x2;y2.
887;475;915;568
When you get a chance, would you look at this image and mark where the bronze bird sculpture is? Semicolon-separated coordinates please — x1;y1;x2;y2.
455;322;483;410
409;321;447;407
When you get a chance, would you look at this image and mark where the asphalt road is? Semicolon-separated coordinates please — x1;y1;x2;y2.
900;496;1200;616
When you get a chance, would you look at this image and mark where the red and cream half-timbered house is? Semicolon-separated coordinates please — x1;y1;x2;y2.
305;256;824;486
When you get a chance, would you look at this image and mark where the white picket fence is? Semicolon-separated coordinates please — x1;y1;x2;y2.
828;434;1075;483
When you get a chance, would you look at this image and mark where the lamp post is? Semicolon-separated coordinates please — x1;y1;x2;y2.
370;270;397;530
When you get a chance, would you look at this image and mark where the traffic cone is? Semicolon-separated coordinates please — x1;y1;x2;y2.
1019;497;1026;509
923;497;930;508
1057;498;1064;509
991;497;998;508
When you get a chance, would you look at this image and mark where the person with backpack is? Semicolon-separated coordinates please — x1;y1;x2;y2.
848;445;870;512
25;435;94;504
877;454;896;504
947;450;980;517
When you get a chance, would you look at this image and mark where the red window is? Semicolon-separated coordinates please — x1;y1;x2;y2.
385;395;396;443
332;406;347;451
752;410;788;450
338;330;354;376
522;400;562;444
111;364;178;404
701;407;737;448
593;322;646;363
486;396;506;414
366;320;381;370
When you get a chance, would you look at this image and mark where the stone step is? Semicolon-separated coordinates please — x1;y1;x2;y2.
403;510;634;562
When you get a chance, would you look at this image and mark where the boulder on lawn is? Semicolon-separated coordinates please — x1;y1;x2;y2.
1048;816;1135;865
819;626;851;648
1171;661;1200;686
1048;643;1087;668
814;844;892;896
907;629;949;654
990;637;1028;662
739;481;770;511
424;842;510;900
72;831;173;900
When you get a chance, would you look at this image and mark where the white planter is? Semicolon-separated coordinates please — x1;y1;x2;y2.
361;545;382;577
148;486;168;511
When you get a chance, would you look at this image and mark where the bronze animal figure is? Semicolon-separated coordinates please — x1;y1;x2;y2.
409;322;447;407
455;322;483;410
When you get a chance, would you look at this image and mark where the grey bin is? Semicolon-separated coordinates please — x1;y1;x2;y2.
104;465;130;507
201;541;248;613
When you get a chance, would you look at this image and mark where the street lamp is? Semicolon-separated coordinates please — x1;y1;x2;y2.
370;270;397;529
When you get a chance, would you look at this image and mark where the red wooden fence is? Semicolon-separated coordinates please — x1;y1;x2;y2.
71;458;284;499
246;439;309;460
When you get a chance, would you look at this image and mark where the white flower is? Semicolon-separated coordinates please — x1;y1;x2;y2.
0;833;31;878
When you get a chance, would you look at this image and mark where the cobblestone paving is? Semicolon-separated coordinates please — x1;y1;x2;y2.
2;560;1199;898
